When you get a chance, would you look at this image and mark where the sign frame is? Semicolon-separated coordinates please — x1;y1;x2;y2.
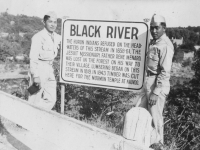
60;19;149;91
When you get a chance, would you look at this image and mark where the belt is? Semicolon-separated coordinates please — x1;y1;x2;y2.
146;71;157;77
38;59;53;65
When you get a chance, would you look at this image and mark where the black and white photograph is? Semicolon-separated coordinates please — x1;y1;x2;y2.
0;0;199;149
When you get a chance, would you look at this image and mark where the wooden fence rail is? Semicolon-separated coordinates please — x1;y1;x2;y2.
0;91;151;150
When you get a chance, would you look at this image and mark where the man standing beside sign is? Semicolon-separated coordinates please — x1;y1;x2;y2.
135;14;174;146
145;14;173;145
28;11;61;110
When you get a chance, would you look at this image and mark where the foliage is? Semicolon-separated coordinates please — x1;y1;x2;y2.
0;12;61;61
58;84;135;133
0;78;29;100
164;50;200;150
179;42;195;52
166;27;199;44
172;43;178;62
53;60;136;133
181;58;193;67
166;27;199;53
0;12;43;33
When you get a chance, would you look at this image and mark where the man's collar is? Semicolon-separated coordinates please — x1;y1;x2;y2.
155;33;166;43
43;28;54;36
150;33;166;45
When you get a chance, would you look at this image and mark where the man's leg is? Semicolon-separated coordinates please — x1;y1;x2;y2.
37;79;57;110
29;64;57;110
28;72;43;105
28;89;43;105
135;93;148;109
148;92;166;144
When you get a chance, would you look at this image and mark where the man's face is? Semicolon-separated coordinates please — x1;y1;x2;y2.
150;22;165;40
44;17;57;33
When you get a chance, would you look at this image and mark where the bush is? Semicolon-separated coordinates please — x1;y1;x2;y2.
182;57;193;67
53;60;136;133
164;50;200;149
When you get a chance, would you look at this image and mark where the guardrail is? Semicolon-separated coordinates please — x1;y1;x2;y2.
0;91;152;150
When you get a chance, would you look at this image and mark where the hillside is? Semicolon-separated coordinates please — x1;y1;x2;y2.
0;12;199;60
0;12;62;34
0;12;61;61
0;12;197;82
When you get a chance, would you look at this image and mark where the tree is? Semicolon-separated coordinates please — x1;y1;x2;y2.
189;31;198;45
174;28;182;39
166;28;175;39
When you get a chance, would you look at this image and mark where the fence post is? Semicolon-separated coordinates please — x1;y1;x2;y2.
61;84;65;114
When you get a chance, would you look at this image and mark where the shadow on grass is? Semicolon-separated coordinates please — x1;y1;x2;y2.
0;118;31;150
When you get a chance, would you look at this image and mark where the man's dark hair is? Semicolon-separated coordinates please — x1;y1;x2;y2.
161;22;166;28
43;15;50;22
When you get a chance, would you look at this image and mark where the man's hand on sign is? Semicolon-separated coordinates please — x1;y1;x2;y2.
33;77;41;89
148;93;159;106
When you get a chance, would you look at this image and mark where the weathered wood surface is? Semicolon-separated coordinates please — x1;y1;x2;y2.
123;107;152;147
0;91;152;150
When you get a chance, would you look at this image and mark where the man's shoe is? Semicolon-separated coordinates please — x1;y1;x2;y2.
149;143;165;150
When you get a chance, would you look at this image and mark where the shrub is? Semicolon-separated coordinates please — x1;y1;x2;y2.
164;50;200;149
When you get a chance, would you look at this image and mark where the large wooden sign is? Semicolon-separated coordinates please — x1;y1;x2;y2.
60;19;148;91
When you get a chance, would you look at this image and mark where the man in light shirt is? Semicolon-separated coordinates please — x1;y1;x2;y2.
123;14;174;148
141;14;174;146
28;11;61;110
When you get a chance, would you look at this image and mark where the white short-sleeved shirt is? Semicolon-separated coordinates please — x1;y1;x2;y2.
29;28;61;77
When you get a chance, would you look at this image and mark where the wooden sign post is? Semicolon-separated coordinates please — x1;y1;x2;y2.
60;84;65;114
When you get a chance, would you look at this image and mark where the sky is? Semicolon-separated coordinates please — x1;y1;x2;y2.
0;0;199;27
